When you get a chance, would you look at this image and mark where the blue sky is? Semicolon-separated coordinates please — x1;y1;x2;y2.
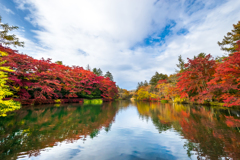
0;0;240;90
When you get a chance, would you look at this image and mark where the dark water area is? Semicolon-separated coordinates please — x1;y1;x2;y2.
1;101;240;160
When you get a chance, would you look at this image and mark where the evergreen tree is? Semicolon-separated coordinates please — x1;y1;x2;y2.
149;72;168;86
0;16;24;47
136;82;141;91
176;55;186;73
104;71;113;81
93;68;98;75
97;68;103;76
218;21;240;54
194;52;206;59
144;80;148;86
86;64;91;71
55;61;63;65
93;68;103;76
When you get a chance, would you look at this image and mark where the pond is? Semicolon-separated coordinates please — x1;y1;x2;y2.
0;101;240;160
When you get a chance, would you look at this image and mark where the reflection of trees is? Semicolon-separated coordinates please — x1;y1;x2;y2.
180;107;240;159
0;103;118;160
116;100;132;110
134;101;240;159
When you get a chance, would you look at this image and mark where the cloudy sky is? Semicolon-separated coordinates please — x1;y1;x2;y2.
0;0;239;90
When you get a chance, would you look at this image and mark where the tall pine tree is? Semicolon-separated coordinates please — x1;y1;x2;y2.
218;21;240;54
104;71;114;81
0;16;24;47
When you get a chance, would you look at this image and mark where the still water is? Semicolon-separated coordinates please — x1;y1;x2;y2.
1;101;240;160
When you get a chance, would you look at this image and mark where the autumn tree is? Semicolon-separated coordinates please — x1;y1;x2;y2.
0;16;24;47
0;45;118;103
155;79;168;98
218;21;240;54
135;88;150;100
168;74;178;85
0;50;20;116
177;54;216;102
207;40;240;107
122;89;130;99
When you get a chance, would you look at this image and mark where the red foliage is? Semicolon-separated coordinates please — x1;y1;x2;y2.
207;41;240;107
157;79;167;84
0;45;118;103
225;116;240;127
177;54;216;102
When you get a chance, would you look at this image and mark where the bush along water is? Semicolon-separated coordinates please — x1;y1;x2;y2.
0;45;118;108
83;99;103;105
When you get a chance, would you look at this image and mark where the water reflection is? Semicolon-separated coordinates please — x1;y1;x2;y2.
133;101;240;159
0;103;118;160
0;101;240;160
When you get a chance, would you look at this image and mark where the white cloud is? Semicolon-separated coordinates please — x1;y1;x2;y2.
0;4;15;15
12;0;240;89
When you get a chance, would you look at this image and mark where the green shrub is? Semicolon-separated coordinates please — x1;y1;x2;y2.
161;100;168;103
83;99;103;105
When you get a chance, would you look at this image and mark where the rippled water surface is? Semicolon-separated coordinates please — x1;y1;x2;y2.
1;101;240;160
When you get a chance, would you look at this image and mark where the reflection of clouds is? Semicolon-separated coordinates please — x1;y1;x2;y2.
28;106;195;160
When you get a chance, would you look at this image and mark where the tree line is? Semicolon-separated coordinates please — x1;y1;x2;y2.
134;21;240;107
0;16;118;116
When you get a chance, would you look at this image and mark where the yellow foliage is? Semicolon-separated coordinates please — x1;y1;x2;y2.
54;99;62;103
135;88;150;100
150;93;158;99
0;51;21;116
54;104;61;107
173;97;187;103
156;83;171;98
134;88;159;101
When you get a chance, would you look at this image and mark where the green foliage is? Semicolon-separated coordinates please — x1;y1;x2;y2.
0;16;24;47
55;61;63;65
149;72;168;86
83;99;103;105
176;55;186;73
93;68;103;76
136;81;144;91
104;71;114;81
218;21;240;54
83;99;91;105
161;100;168;103
91;99;103;105
90;129;99;139
194;52;206;59
143;80;148;86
